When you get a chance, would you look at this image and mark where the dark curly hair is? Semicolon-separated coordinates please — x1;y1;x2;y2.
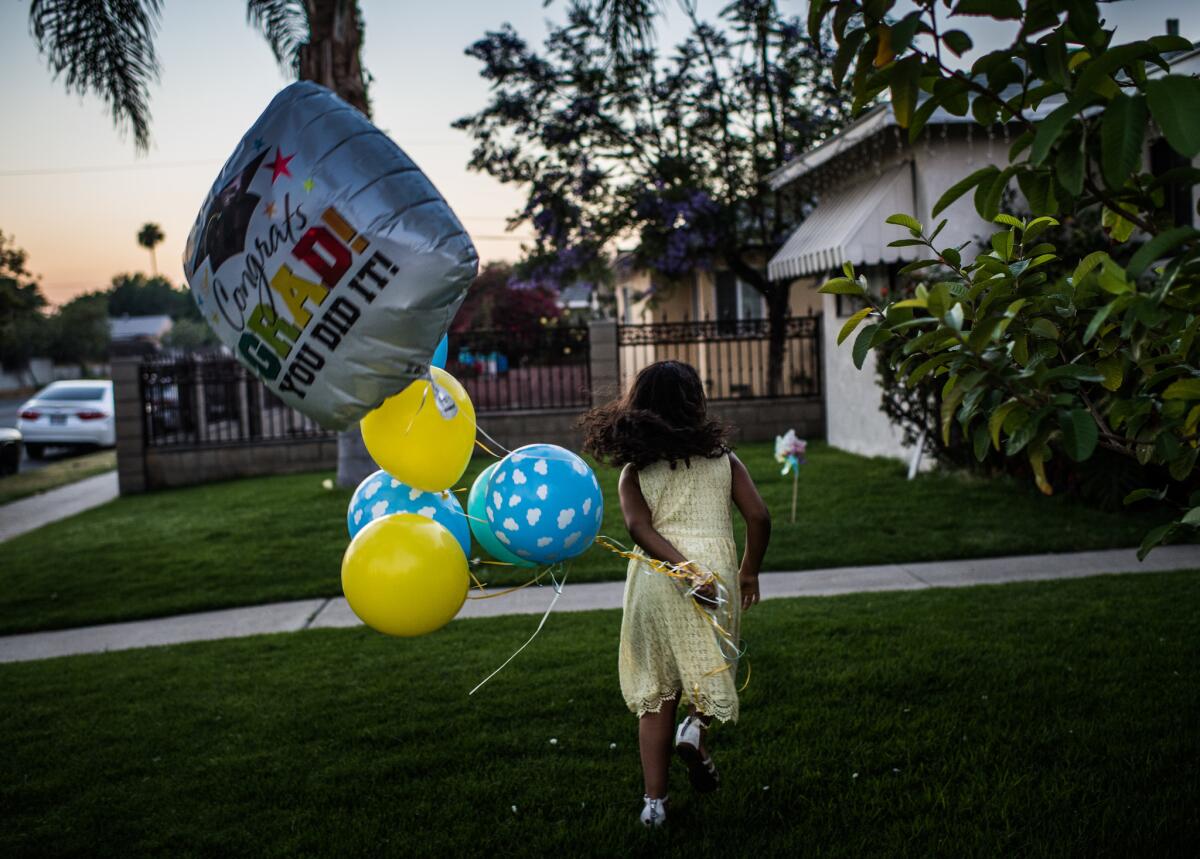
581;360;729;470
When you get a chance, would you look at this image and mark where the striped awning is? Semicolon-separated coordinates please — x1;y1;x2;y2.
768;163;917;282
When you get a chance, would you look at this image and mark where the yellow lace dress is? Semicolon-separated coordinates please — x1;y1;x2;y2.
618;453;741;723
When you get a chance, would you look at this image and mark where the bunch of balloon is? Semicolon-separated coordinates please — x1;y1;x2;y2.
342;336;480;636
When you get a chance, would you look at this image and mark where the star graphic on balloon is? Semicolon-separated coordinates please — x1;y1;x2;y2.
303;177;315;193
252;137;265;151
263;147;294;184
264;201;277;218
188;149;269;275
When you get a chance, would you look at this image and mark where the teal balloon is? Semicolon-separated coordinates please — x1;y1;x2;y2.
432;335;449;370
469;463;537;568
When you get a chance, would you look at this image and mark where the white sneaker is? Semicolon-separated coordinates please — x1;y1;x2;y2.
675;715;719;793
640;795;668;827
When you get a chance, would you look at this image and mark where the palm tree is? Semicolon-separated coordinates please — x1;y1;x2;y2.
27;0;370;151
28;0;374;486
137;222;164;276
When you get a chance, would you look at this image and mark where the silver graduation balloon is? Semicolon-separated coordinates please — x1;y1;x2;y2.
183;82;478;429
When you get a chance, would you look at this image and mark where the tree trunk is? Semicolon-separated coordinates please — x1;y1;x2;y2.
299;0;373;486
763;286;789;398
300;0;370;115
725;255;789;397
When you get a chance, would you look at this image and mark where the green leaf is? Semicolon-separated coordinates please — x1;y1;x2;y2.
940;384;965;446
989;400;1020;450
993;214;1023;229
1029;318;1059;339
1145;75;1200;157
885;213;923;234
1029;446;1053;496
1181;507;1200;526
932;167;999;218
1127;226;1200;278
819;277;866;296
1096;355;1123;391
1148;35;1194;53
906;354;949;388
990;230;1015;260
1162;378;1200;400
972;422;990;462
890;12;923;56
889;55;922;129
1083;303;1115;344
851;324;879;371
837;307;873;346
1101;93;1148;190
1023;216;1060;243
1075;41;1155;98
806;0;828;41
1138;522;1175;561
1058;409;1098;462
1055;127;1085;196
952;0;1021;19
1102;204;1137;244
942;29;972;56
832;27;867;89
1072;251;1109;284
1030;99;1081;166
977;166;1015;221
1017;171;1057;217
1124;487;1167;505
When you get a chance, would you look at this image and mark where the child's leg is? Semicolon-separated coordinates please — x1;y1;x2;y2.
638;696;679;799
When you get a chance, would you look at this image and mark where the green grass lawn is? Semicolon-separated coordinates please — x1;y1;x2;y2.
0;442;1173;636
0;449;115;505
1;572;1196;857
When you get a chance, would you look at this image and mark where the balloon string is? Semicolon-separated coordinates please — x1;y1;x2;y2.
465;567;552;600
476;424;512;456
468;570;489;593
469;568;567;695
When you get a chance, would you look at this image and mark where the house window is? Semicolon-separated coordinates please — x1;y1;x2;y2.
1150;138;1195;228
716;271;767;323
621;287;634;323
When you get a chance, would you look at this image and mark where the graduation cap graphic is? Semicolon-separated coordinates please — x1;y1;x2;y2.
189;148;270;274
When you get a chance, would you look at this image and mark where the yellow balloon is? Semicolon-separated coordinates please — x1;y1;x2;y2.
341;513;468;637
361;367;476;492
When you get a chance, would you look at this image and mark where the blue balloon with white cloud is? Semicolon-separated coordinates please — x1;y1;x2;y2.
347;469;470;557
486;444;603;564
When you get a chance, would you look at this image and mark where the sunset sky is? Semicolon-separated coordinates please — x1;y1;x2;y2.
0;0;1195;306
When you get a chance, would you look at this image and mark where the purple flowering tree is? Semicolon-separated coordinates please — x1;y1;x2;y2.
454;1;850;394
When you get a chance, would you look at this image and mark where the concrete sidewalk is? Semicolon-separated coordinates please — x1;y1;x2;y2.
2;545;1198;665
0;471;119;543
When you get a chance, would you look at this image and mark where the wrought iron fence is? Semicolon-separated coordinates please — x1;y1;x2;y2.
446;325;591;411
617;316;821;400
141;357;335;448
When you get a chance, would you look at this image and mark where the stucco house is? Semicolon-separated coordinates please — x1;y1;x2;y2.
614;256;821;325
766;45;1200;462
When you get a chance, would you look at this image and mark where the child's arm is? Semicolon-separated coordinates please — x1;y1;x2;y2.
618;465;689;567
730;453;771;611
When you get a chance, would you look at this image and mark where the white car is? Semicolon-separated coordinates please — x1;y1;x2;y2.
17;380;116;458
